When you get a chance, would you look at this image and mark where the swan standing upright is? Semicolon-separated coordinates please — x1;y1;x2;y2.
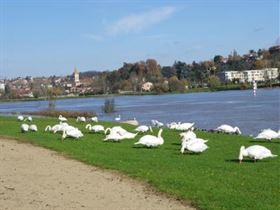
238;145;277;163
134;129;164;147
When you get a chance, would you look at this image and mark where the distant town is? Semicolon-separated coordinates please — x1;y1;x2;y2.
0;44;279;100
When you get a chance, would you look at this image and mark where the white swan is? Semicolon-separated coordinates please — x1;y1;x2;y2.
238;145;277;163
104;132;123;142
91;116;98;122
119;131;138;139
115;115;121;121
105;126;128;135
58;115;67;122
134;129;164;147
27;116;32;121
29;124;38;132
21;124;29;132
85;124;105;133
62;128;83;140
151;120;164;128
123;118;139;126
180;131;197;141
181;139;208;153
76;116;86;122
176;122;195;131
17;115;24;121
215;124;241;134
135;125;153;133
45;122;69;133
255;129;280;140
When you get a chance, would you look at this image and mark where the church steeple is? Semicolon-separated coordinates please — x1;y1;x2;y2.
73;67;80;83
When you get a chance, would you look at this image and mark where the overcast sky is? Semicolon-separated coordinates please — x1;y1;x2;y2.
0;0;279;78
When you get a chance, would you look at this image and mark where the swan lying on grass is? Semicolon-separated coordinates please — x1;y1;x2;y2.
135;125;153;133
29;124;38;132
134;129;164;148
181;138;208;154
179;131;197;141
62;128;83;140
105;126;128;136
215;124;241;135
238;145;277;163
85;124;105;133
123;118;139;126
255;129;280;141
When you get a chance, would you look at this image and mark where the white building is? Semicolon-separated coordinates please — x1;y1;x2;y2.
73;67;80;83
222;68;278;83
142;82;153;91
0;83;5;91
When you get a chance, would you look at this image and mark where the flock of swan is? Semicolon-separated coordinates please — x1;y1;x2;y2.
17;114;279;163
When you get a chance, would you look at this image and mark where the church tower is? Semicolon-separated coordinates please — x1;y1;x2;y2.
73;67;79;83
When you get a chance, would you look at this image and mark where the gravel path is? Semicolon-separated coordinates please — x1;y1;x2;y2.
0;138;194;210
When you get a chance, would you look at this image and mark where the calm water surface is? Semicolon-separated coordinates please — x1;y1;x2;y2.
0;88;279;135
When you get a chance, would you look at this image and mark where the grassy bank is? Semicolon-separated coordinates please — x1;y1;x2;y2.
0;116;279;210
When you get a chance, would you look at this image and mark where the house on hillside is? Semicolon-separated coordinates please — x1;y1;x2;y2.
142;82;153;91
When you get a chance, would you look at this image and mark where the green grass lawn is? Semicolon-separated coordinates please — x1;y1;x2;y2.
0;116;279;210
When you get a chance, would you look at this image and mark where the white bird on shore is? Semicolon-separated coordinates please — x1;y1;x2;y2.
180;131;197;141
45;122;68;133
58;115;67;122
181;139;208;154
85;124;105;133
151;120;164;128
115;115;121;121
62;128;83;140
134;129;164;148
104;132;123;142
29;124;38;132
27;116;32;121
91;116;98;122
215;124;241;135
123;118;139;126
135;125;153;133
17;115;24;121
238;145;277;163
255;129;280;141
21;124;29;132
176;122;195;131
105;126;128;136
76;116;86;122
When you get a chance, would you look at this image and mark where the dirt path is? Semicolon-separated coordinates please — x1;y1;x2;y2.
0;138;194;210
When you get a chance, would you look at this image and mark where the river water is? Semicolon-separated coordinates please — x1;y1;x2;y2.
0;88;279;135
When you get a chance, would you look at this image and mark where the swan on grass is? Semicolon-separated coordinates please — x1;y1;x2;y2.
135;125;153;133
180;131;197;141
76;116;86;122
85;124;105;133
104;131;124;142
21;124;29;132
215;124;241;135
105;126;128;136
91;116;98;123
238;145;277;163
151;120;164;128
181;138;208;154
45;122;69;133
29;124;38;132
62;128;83;140
134;129;164;148
255;129;280;141
176;122;195;131
58;115;67;122
17;115;24;121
